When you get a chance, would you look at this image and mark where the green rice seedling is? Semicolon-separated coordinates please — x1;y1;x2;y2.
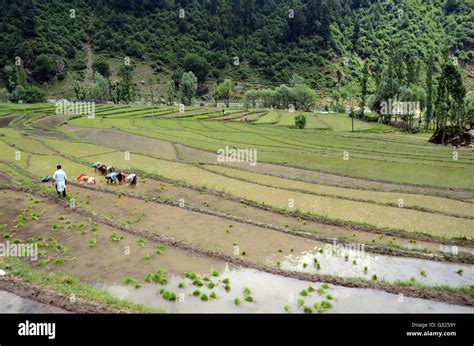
303;306;313;314
308;286;315;293
62;247;71;254
303;263;308;268
207;282;215;289
290;248;294;252
313;257;318;264
123;277;135;285
318;248;324;254
224;285;231;292
234;298;241;306
317;288;325;296
410;277;417;282
52;258;64;266
201;294;209;301
36;259;48;267
352;260;357;265
88;238;97;249
210;292;217;299
193;290;201;297
243;288;251;297
456;269;464;276
91;224;98;233
313;302;324;313
321;301;332;309
245;296;255;303
229;224;234;228
409;239;417;244
316;263;321;270
420;270;427;277
145;274;154;283
134;283;143;289
0;224;6;230
300;289;308;297
162;291;177;301
321;284;330;290
192;279;204;287
138;239;145;248
326;294;333;300
184;272;197;279
276;261;281;267
363;266;368;274
178;282;185;289
153;269;168;285
211;270;219;277
156;244;166;255
372;274;378;281
344;255;349;262
242;251;246;256
143;255;151;261
3;232;13;239
159;288;165;294
80;230;86;236
203;276;210;281
222;278;230;284
284;304;290;312
297;299;304;307
59;215;65;221
110;232;124;242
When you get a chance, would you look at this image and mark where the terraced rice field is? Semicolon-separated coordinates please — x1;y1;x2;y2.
0;103;472;313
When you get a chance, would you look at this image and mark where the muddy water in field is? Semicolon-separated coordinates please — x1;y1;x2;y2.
68;187;473;288
99;266;473;313
276;249;473;287
0;190;223;285
0;291;65;313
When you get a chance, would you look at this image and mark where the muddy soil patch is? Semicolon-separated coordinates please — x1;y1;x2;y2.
0;276;116;313
5;186;474;307
0;114;19;128
63;125;177;160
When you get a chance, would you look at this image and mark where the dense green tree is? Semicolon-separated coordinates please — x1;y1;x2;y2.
216;79;234;107
183;54;210;85
32;55;55;83
92;58;111;79
180;71;198;106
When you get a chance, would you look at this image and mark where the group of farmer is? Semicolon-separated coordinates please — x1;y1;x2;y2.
45;162;138;198
91;161;137;186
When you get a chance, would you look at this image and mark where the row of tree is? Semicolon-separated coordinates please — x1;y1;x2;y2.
243;75;316;111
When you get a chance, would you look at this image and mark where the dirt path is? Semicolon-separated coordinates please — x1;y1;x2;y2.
0;276;119;313
84;39;93;84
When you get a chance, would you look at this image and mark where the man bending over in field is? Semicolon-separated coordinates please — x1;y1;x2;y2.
53;165;68;198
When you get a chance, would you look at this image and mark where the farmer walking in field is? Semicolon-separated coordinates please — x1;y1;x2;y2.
52;165;68;198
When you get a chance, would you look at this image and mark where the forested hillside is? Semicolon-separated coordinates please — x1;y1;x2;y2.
0;0;472;98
